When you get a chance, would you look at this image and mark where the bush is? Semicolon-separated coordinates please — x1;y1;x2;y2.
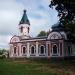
0;55;6;59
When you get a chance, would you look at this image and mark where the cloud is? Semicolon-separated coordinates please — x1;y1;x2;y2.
0;35;12;49
0;0;24;35
29;10;52;36
0;0;58;49
0;0;24;49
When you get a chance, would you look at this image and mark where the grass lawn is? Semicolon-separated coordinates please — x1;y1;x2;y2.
0;58;75;75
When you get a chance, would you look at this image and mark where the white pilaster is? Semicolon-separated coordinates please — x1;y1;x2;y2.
27;42;30;58
18;43;22;57
36;42;39;57
9;44;13;57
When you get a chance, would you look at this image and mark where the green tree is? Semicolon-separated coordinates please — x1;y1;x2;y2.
0;49;8;55
50;0;75;23
50;0;75;41
37;31;47;37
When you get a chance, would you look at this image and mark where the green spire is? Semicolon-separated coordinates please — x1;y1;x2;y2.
19;10;30;25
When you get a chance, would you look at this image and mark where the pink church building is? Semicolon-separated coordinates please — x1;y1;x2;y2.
9;10;75;58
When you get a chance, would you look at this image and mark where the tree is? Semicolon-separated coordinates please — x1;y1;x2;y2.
50;0;75;23
37;31;48;37
0;49;8;55
50;0;75;41
37;30;50;37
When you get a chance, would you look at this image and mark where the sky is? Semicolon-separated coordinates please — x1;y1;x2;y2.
0;0;59;49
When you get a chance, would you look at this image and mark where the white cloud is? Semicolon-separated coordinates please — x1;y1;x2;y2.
0;0;58;49
0;0;24;35
0;0;24;49
43;0;51;5
0;35;12;49
29;10;52;36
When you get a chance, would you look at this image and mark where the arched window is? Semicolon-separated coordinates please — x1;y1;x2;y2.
39;45;45;55
23;47;26;54
31;46;35;54
28;27;29;33
14;47;16;54
20;26;23;33
52;45;58;54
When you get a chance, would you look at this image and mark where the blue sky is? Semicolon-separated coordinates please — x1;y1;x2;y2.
0;0;59;49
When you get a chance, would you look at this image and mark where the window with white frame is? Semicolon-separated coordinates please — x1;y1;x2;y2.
39;45;45;55
52;44;58;55
22;46;26;54
30;46;35;55
14;47;16;54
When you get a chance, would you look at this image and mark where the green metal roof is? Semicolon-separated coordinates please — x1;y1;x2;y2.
19;10;30;25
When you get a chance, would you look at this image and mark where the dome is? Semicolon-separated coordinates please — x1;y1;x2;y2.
52;22;64;31
19;10;30;25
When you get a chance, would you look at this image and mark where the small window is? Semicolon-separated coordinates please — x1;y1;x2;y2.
23;47;26;54
28;27;29;33
20;26;23;33
14;47;16;54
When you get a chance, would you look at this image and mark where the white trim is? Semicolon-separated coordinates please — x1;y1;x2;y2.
48;32;62;39
21;39;46;42
36;42;39;56
10;36;20;43
27;43;30;58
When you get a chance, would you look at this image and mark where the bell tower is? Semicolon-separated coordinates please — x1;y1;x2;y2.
19;10;30;39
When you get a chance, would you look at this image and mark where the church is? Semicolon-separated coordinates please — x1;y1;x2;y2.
9;10;75;58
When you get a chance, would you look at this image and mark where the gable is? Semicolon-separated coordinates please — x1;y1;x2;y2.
48;32;62;40
10;35;20;43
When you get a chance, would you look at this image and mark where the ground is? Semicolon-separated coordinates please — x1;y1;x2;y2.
0;58;75;75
